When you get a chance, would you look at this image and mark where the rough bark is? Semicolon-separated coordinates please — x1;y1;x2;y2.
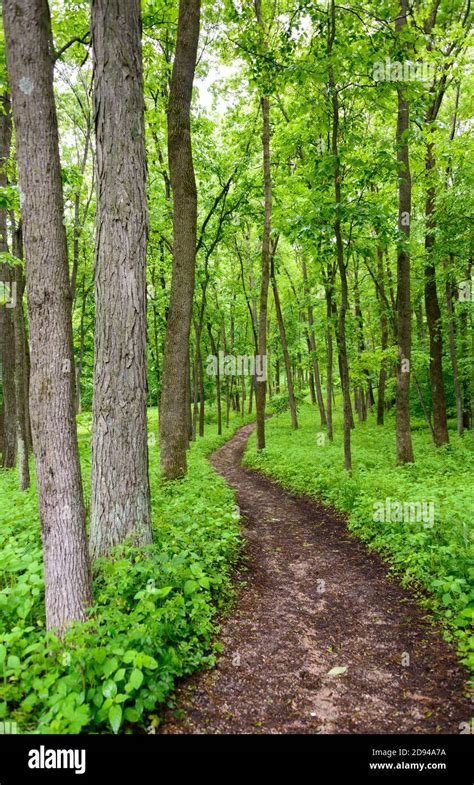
90;0;152;557
395;0;414;464
159;0;200;479
3;0;92;630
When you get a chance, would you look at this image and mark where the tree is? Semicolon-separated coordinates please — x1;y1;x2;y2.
395;0;414;464
254;0;272;451
3;0;92;630
90;0;153;557
0;91;16;469
270;240;298;430
159;0;201;480
328;0;352;472
12;223;30;490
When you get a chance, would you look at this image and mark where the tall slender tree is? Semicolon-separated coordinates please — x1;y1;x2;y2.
395;0;414;464
0;92;16;469
3;0;92;630
254;0;272;451
90;0;153;557
159;0;201;479
328;0;352;472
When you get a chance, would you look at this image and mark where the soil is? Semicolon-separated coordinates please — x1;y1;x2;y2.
160;422;471;734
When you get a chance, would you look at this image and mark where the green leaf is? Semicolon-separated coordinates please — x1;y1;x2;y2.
102;680;117;699
109;704;122;734
129;668;143;690
124;706;140;723
184;579;198;595
155;586;172;599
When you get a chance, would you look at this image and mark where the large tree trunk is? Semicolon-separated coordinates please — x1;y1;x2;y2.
395;0;414;464
90;0;152;557
159;0;200;479
4;0;92;630
0;92;16;469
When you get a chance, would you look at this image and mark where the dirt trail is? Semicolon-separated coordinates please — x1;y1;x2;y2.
161;423;471;734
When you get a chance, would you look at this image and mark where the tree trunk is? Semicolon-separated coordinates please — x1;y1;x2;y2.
271;258;298;429
354;269;368;423
413;372;436;443
10;217;31;490
255;94;271;450
328;0;352;471
90;0;152;557
0;92;16;469
13;266;30;490
302;260;326;425
11;218;32;455
4;0;92;630
325;283;334;442
186;348;193;443
444;255;463;435
207;321;222;434
192;350;198;441
0;261;16;469
376;246;388;425
159;0;200;478
424;142;449;446
460;260;472;429
395;0;414;464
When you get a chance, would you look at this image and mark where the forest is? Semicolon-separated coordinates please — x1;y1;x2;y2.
0;0;473;753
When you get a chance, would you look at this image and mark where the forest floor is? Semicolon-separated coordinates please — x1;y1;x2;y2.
161;422;471;734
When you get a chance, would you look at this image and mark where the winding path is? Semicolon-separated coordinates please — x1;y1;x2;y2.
161;423;470;734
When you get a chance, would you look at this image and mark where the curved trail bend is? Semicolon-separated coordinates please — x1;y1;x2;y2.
162;423;470;734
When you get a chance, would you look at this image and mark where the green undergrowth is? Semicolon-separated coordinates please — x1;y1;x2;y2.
244;403;474;678
0;407;252;734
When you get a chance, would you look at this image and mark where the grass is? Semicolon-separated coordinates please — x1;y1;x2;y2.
0;405;252;734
